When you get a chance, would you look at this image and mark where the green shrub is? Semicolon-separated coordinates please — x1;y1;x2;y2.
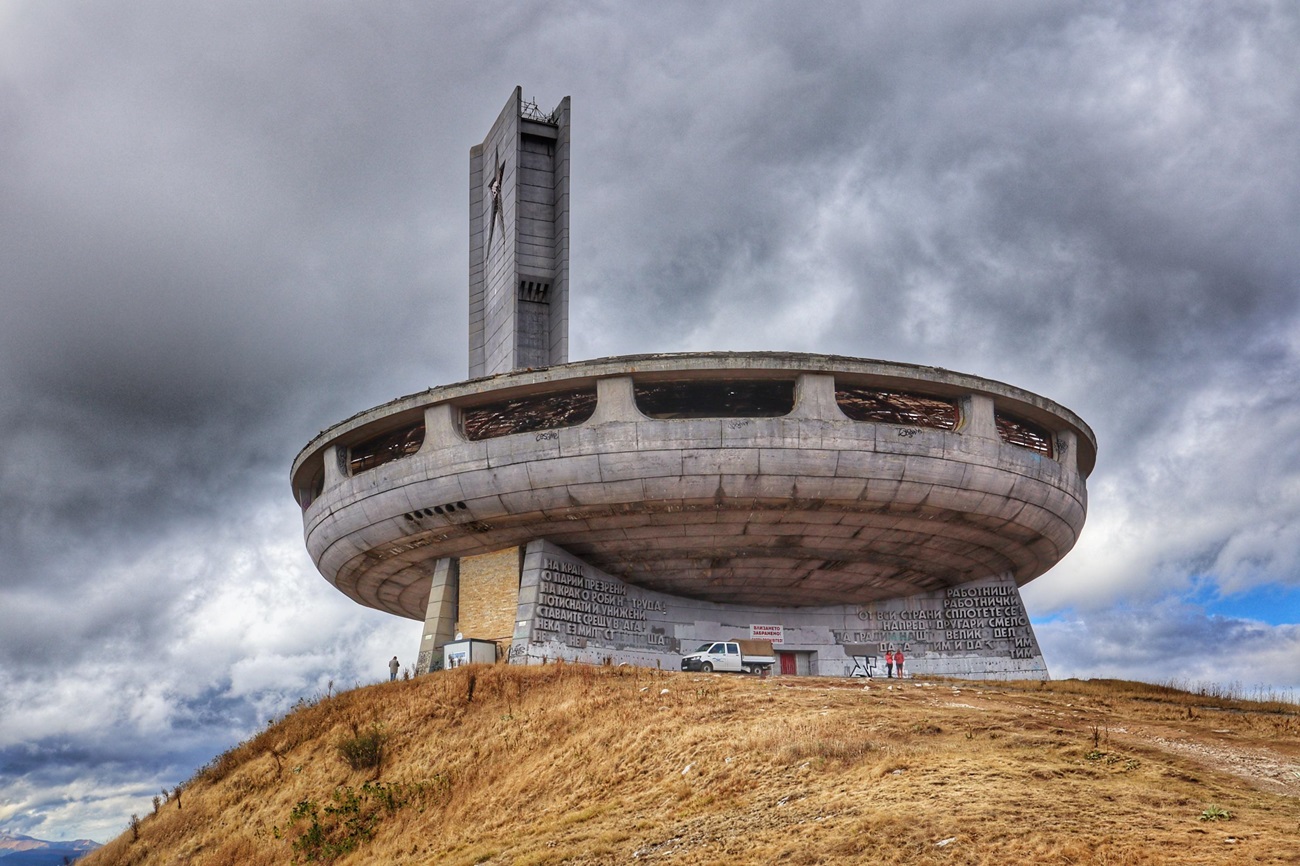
1199;805;1232;822
281;780;448;863
337;722;385;771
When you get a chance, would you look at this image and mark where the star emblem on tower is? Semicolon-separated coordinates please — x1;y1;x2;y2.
486;150;505;254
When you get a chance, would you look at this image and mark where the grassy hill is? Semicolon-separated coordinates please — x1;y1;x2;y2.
82;664;1299;865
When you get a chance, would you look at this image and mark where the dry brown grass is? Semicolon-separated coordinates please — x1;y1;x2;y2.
81;666;1300;865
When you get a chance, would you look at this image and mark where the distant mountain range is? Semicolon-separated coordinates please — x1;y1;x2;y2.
0;831;100;865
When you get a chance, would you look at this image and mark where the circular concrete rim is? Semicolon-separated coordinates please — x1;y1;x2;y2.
291;351;1096;492
293;351;1093;617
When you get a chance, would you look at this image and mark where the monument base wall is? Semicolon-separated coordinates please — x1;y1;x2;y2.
504;540;1048;680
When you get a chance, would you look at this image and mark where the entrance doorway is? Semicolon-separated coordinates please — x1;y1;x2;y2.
778;652;797;676
777;651;817;675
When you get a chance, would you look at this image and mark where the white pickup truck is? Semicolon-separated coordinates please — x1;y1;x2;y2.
680;639;776;674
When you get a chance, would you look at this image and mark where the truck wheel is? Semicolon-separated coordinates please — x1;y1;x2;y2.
701;662;713;673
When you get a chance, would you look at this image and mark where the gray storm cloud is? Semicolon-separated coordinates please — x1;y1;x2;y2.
1;0;1298;842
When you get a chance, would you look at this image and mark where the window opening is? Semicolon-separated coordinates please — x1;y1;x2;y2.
995;412;1054;457
461;387;597;441
519;279;550;302
633;380;795;419
835;386;959;430
347;422;425;475
295;458;325;509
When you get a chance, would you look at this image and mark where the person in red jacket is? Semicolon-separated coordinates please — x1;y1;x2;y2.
894;649;905;678
885;650;895;677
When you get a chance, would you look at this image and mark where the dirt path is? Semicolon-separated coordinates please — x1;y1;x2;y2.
915;683;1300;798
1118;726;1300;797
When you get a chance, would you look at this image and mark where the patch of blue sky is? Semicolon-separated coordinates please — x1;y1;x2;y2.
1028;609;1073;626
1190;581;1300;627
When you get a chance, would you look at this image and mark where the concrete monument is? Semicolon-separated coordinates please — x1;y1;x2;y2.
290;88;1095;679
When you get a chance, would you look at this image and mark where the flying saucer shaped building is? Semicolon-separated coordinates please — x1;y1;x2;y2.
291;89;1094;678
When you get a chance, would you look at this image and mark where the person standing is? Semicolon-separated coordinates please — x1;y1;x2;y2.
885;650;894;678
894;649;905;678
388;655;400;681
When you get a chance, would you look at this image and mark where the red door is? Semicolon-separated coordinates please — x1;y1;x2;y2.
778;652;797;675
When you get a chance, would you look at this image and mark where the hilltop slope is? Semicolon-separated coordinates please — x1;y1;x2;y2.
82;665;1299;865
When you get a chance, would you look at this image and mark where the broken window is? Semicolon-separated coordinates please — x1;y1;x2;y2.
347;422;425;475
461;387;598;441
835;386;959;430
633;380;795;419
995;412;1053;457
294;457;325;509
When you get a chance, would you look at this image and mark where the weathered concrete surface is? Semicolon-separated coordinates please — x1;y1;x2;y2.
292;353;1092;620
509;540;1047;680
414;557;457;675
469;87;569;377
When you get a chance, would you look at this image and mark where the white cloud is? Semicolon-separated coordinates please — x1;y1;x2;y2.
2;0;1299;844
1035;603;1300;695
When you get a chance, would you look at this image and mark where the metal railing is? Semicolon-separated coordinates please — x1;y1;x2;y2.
520;97;560;125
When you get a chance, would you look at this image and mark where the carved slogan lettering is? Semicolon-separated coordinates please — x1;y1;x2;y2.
532;557;667;649
832;581;1038;658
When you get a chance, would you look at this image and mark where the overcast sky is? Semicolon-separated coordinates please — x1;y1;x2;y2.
2;0;1299;844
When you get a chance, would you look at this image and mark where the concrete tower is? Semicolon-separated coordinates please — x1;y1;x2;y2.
468;87;570;377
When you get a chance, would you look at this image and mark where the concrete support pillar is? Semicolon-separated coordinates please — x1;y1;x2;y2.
590;376;638;423
961;394;999;440
421;402;464;452
322;444;345;488
414;557;459;674
791;373;840;419
511;540;547;657
1053;429;1079;476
